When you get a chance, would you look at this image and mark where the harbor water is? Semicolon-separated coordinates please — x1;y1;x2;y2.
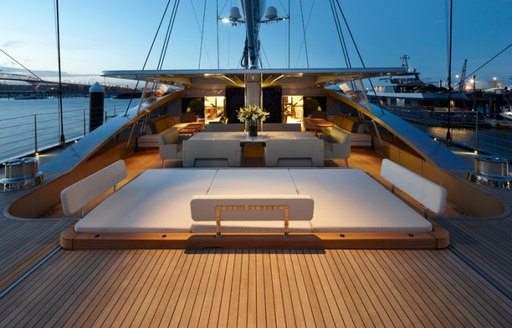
0;97;134;163
412;123;512;159
1;97;511;164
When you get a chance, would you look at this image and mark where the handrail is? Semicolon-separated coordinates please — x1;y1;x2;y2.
0;105;120;164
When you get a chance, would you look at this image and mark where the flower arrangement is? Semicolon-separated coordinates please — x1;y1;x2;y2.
236;105;269;122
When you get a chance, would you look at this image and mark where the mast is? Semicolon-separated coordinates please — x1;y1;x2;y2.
240;0;265;69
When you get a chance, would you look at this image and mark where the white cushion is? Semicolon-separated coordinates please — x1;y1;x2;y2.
61;160;127;216
74;169;217;233
190;194;314;221
380;159;447;213
289;169;433;232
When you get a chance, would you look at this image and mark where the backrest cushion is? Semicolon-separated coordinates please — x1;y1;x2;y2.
191;195;314;221
380;159;447;213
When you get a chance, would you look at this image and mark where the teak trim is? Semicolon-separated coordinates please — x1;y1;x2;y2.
215;204;290;238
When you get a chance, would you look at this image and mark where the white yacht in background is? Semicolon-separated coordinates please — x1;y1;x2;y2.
367;56;480;127
499;106;512;120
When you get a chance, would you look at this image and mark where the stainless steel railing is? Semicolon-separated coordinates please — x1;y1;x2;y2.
0;106;120;164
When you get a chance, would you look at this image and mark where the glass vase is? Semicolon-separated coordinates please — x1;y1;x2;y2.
248;119;258;137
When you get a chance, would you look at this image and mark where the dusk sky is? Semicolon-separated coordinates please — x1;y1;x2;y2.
1;0;511;86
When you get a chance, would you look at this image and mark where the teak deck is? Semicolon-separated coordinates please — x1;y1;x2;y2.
1;149;512;327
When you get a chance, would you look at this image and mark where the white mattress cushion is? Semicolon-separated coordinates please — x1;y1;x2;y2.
75;169;217;233
207;168;299;195
289;169;432;232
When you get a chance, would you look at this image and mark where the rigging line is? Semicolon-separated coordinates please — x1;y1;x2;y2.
197;0;208;69
158;0;181;70
463;42;512;85
216;0;219;68
288;0;290;69
298;0;309;68
142;0;173;70
217;0;230;18
260;42;270;68
276;0;289;16
0;49;47;84
54;0;65;145
124;0;173;116
328;0;350;68
334;0;383;115
333;0;364;68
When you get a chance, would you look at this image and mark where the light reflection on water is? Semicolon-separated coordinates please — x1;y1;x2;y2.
413;123;512;159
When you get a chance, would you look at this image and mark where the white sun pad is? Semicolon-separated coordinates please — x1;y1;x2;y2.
74;168;432;233
289;169;432;232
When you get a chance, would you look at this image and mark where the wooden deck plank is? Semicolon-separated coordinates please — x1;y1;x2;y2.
150;251;191;326
236;250;250;328
295;250;327;327
196;250;223;328
441;217;512;292
275;251;298;328
205;250;229;328
269;251;286;328
247;250;257;328
312;251;356;327
327;250;374;327
177;251;210;327
131;250;180;327
117;250;167;327
91;250;155;327
0;249;81;327
167;249;204;327
322;250;361;328
389;249;461;328
186;250;218;328
302;250;337;327
30;250;120;327
282;250;308;328
60;250;138;327
227;251;243;328
0;219;71;291
216;251;236;328
355;250;410;327
410;250;502;327
255;250;267;327
435;249;512;326
1;248;512;327
367;250;436;327
392;250;469;327
308;251;352;328
263;251;277;328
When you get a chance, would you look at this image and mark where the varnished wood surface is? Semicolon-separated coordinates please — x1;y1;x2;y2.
1;148;512;327
60;226;449;250
1;248;511;327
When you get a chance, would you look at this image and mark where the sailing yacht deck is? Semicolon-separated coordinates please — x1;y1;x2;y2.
1;149;512;326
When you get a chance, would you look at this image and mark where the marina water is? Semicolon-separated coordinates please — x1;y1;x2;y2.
0;97;133;163
1;97;511;164
412;123;512;160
